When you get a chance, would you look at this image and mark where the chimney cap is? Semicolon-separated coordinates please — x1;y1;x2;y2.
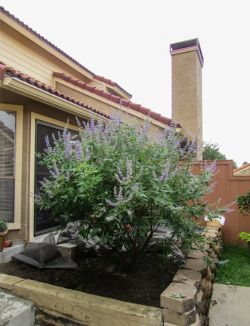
170;38;204;67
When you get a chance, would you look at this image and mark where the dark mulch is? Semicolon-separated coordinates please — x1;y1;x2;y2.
0;252;179;307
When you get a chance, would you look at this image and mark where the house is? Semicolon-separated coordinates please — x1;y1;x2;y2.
0;6;204;242
234;163;250;176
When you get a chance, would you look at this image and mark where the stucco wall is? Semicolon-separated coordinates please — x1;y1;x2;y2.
172;50;203;160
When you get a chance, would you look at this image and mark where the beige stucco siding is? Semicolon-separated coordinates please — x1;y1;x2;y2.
0;21;90;87
172;50;202;160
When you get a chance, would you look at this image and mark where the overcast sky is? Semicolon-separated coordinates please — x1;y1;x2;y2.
1;0;249;166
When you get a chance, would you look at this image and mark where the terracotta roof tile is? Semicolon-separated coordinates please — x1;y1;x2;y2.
54;72;174;126
0;6;130;97
0;62;110;120
94;75;131;97
234;163;250;173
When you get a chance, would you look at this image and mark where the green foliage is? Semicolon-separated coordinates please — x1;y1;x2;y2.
239;232;250;242
0;218;8;233
203;142;237;168
203;142;226;160
216;246;250;287
36;118;224;265
237;191;250;215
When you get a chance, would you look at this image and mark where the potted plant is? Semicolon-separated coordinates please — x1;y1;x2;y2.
0;218;8;252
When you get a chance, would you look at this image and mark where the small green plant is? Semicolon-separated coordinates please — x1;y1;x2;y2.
0;218;8;233
239;232;250;242
237;191;250;215
239;232;250;252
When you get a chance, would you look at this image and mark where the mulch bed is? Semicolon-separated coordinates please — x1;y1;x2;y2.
0;252;179;307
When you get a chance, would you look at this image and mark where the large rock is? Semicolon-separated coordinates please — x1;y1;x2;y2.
161;282;197;313
173;269;202;290
163;307;196;326
164;314;200;325
187;250;207;260
183;258;207;274
201;279;213;299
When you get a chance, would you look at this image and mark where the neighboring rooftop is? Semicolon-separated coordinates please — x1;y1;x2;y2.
234;163;250;176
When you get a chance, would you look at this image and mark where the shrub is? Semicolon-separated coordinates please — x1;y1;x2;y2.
239;232;250;242
0;218;8;233
237;191;250;215
36;117;225;266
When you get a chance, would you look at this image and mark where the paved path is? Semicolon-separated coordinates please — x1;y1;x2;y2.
0;290;35;325
209;283;250;326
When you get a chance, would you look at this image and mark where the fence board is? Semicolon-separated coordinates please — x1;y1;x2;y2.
193;160;250;244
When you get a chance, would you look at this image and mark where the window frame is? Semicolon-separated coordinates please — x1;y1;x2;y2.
0;103;23;230
29;112;79;240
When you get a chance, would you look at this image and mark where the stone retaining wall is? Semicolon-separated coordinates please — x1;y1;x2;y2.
0;223;222;326
160;223;222;326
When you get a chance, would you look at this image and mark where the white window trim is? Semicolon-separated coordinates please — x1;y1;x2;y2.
29;112;79;240
0;103;23;230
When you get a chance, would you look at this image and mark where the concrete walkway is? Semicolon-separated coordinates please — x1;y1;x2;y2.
0;290;35;326
209;283;250;326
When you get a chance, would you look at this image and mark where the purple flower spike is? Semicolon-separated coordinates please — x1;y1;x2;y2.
45;135;51;148
204;160;217;175
75;140;83;160
62;130;72;158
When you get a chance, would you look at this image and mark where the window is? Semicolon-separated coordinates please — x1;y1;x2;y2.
34;121;63;235
0;111;15;222
0;104;22;228
30;115;79;237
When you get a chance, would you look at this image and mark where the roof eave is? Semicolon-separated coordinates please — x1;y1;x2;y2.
1;76;109;121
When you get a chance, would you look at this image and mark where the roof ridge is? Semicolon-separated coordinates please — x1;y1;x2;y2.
0;6;130;96
93;75;131;97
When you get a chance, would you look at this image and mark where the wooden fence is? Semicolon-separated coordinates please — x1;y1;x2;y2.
193;160;250;244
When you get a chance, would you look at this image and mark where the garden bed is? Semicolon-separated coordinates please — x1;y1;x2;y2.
0;225;223;326
0;252;179;307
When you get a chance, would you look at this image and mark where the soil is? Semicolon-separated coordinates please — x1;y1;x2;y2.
0;252;179;307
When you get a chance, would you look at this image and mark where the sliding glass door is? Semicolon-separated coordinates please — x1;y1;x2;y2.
34;121;62;235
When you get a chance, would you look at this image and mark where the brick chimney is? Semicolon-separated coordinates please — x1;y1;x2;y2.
170;38;204;160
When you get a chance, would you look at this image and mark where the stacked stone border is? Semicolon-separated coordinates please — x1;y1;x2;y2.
0;223;221;326
160;222;222;325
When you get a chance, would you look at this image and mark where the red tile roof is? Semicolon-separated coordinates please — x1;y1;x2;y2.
234;163;250;174
0;6;131;98
0;62;110;119
53;72;173;126
93;75;131;98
